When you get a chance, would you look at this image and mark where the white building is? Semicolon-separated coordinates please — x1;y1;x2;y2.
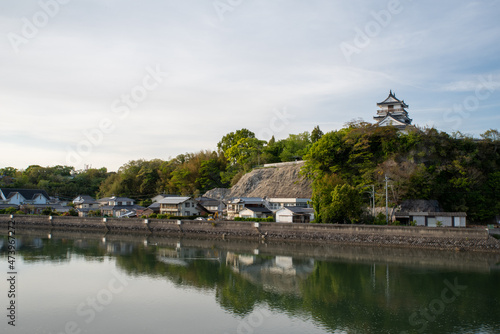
226;197;268;219
157;196;204;217
267;198;311;211
373;91;413;130
395;212;467;227
275;206;314;223
0;188;50;205
238;207;273;219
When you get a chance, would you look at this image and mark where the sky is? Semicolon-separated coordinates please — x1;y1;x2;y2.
1;0;499;172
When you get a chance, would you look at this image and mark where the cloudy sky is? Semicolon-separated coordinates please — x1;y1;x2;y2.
1;0;499;171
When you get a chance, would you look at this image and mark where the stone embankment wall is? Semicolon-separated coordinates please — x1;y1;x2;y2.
1;214;499;252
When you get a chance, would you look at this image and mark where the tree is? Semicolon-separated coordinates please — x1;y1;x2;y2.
225;137;265;168
319;184;364;224
217;129;256;155
311;125;324;143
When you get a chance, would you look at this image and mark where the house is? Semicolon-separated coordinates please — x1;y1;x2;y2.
151;194;180;203
267;198;311;211
238;207;273;219
226;197;268;220
73;195;100;217
395;212;467;227
275;206;315;223
0;188;50;205
373;91;413;130
97;196;144;218
196;197;226;216
147;202;161;214
157;196;205;217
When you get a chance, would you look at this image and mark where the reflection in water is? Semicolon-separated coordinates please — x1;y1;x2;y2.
1;231;500;334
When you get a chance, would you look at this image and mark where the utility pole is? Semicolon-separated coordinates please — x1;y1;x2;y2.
370;184;375;217
363;185;375;217
385;175;389;224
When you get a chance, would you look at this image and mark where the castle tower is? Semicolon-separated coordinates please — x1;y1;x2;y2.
374;90;412;130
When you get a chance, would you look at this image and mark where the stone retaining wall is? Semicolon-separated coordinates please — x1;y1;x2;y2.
1;214;498;251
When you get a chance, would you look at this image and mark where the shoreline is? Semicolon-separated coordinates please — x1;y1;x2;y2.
1;214;499;253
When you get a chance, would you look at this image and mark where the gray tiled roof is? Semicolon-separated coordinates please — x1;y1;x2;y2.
0;188;50;201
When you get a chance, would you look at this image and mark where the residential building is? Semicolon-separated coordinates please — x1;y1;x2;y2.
226;197;268;220
275;206;315;223
97;196;144;218
0;188;50;206
196;197;226;216
73;195;100;217
157;196;205;216
395;212;467;227
238;207;273;219
373;91;413;130
267;198;311;211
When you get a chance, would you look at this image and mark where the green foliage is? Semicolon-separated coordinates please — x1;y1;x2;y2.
304;124;500;223
234;216;274;222
320;184;364;224
0;207;19;214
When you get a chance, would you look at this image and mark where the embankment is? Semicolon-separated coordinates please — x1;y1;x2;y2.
1;214;499;252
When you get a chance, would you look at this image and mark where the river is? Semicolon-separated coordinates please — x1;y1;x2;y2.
1;230;500;334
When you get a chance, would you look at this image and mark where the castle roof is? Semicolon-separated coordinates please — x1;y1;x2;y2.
377;90;408;108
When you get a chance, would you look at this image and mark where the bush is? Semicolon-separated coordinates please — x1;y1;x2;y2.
234;217;274;222
157;214;168;219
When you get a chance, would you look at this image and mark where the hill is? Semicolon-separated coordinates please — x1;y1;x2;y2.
204;162;312;199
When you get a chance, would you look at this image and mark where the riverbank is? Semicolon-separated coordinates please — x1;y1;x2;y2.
1;214;499;252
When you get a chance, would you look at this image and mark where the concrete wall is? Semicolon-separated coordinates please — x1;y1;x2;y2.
0;214;489;243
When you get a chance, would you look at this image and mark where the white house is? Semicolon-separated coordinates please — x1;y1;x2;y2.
275;206;314;223
395;212;467;227
97;196;143;218
73;195;100;217
157;196;205;216
267;198;311;211
238;207;273;219
226;197;268;219
0;188;50;205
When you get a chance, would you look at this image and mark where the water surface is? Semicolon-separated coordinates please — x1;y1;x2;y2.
1;231;499;334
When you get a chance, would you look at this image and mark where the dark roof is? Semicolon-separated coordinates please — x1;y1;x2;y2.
0;188;50;200
285;206;314;214
377;90;409;108
196;197;223;207
98;197;135;203
241;207;272;213
100;205;145;211
395;212;467;217
73;195;98;204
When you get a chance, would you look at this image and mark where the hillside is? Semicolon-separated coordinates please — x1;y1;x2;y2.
204;162;312;199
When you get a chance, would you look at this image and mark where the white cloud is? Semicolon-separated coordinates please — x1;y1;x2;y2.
1;0;500;170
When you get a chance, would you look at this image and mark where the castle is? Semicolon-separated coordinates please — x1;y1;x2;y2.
373;91;413;130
